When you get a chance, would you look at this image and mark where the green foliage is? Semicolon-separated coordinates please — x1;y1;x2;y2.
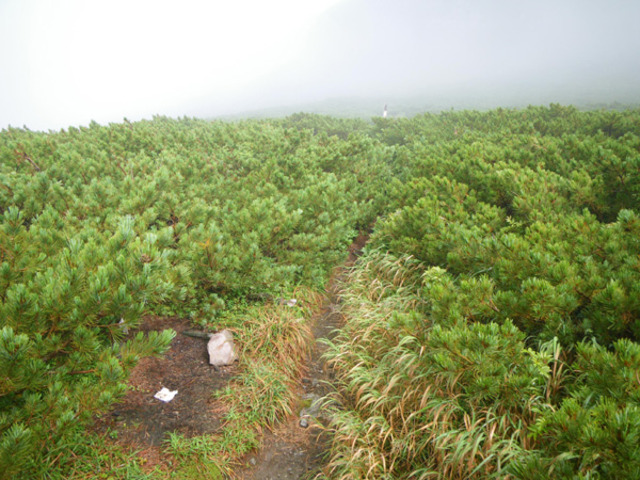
515;339;640;478
374;170;640;348
0;207;178;476
163;433;226;479
2;105;640;478
322;252;552;479
0;325;175;478
324;105;640;479
0;115;390;478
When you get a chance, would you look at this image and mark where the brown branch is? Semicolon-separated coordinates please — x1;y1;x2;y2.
14;149;42;172
22;153;41;171
46;368;96;376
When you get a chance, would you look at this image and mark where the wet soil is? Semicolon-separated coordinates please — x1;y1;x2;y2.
236;234;367;480
93;317;237;452
93;234;366;478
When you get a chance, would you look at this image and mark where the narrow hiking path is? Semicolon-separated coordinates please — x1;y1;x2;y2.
236;234;367;480
93;235;367;477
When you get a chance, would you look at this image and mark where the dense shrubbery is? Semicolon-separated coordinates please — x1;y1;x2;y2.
2;106;639;478
323;105;640;479
0;116;390;477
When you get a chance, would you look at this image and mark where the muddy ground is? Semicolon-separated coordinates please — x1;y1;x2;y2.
93;316;237;464
236;234;366;480
234;297;342;480
94;234;366;478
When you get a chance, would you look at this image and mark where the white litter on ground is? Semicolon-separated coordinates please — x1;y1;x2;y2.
286;299;297;307
154;387;178;402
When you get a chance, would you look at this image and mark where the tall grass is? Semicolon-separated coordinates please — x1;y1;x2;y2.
211;288;318;461
319;250;559;479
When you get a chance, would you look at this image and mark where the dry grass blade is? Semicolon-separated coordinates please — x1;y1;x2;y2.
320;250;552;479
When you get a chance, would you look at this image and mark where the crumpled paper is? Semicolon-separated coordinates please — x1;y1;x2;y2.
154;387;178;402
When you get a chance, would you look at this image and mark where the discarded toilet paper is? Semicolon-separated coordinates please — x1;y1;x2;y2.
154;387;178;402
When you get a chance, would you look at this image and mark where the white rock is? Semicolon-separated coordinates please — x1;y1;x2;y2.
207;329;238;367
154;387;178;402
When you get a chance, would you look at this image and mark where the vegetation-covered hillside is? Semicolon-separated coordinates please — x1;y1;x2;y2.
324;106;640;479
1;105;639;479
0;116;388;478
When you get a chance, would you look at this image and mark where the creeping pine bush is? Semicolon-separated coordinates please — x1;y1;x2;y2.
323;250;640;479
0;115;393;478
322;252;555;479
0;212;176;478
324;106;640;479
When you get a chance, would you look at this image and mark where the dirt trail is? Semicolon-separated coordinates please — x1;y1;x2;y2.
236;234;366;480
93;235;366;476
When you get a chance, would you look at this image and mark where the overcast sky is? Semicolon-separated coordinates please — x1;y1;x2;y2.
1;0;639;131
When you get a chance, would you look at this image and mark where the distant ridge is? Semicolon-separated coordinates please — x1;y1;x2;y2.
212;95;640;121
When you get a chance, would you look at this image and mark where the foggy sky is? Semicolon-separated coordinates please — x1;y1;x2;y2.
1;0;639;131
226;0;640;114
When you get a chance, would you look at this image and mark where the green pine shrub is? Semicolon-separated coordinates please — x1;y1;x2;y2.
321;251;555;479
325;106;640;479
0;115;393;477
